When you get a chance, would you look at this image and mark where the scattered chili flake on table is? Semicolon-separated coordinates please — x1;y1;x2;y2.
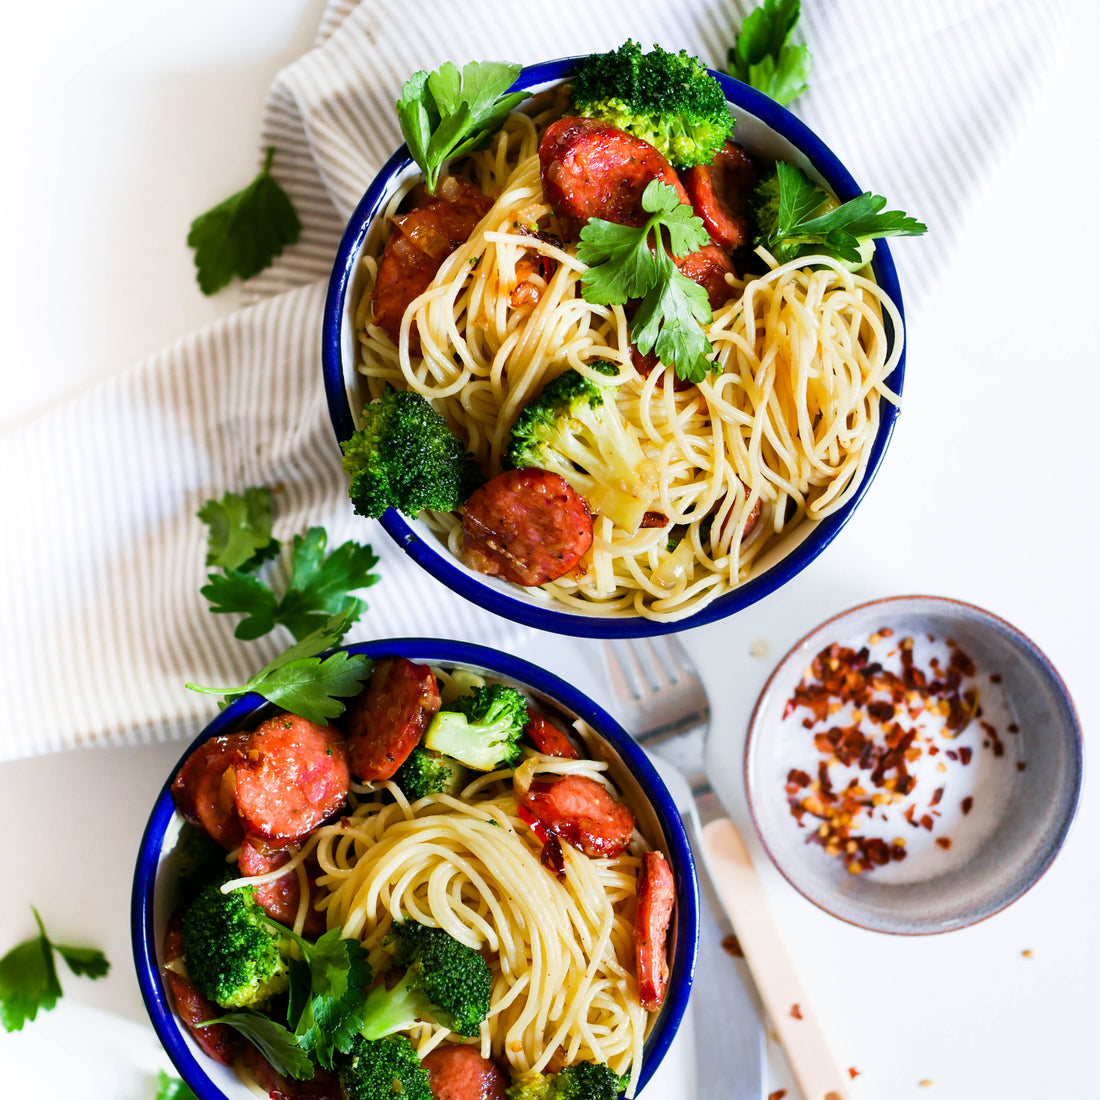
781;630;1011;872
768;1091;788;1100
789;1003;803;1019
848;1067;861;1079
721;933;743;958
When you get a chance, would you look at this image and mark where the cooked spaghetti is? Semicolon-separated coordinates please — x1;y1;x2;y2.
352;106;903;620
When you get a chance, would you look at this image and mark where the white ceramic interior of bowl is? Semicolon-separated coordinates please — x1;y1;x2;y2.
334;82;853;623
745;596;1082;934
144;648;697;1098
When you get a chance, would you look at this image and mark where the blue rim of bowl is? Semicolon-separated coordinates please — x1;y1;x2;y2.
321;57;907;638
742;594;1084;934
132;638;700;1097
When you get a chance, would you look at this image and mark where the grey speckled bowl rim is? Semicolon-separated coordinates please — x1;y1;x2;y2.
743;594;1084;934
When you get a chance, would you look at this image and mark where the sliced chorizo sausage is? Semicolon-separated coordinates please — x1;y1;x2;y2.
518;773;635;859
421;1044;508;1100
371;178;493;349
523;713;579;759
236;836;326;938
634;850;675;1011
675;243;736;309
344;656;442;781
539;117;690;240
162;912;240;1066
233;715;350;844
171;733;249;850
461;469;593;587
240;1042;344;1100
682;142;758;251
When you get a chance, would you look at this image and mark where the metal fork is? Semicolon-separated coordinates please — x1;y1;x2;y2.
603;637;859;1100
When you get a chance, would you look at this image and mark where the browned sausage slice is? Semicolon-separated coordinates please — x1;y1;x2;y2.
518;774;635;859
421;1044;508;1100
634;850;675;1011
371;179;494;348
675;243;736;309
233;715;350;844
240;1042;344;1100
461;469;593;587
539;117;690;240
162;912;240;1066
344;656;442;781
171;733;249;850
682;142;758;250
523;713;579;759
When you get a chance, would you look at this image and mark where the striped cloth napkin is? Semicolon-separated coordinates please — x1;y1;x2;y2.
0;0;1068;760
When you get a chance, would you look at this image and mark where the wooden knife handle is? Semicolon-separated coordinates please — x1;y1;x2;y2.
699;817;860;1100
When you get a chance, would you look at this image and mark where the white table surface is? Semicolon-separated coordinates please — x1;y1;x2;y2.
3;2;1098;1098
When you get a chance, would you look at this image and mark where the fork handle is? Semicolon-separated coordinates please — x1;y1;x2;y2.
700;818;859;1100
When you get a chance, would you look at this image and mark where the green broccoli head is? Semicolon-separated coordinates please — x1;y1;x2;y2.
359;920;493;1040
393;745;469;801
505;1062;629;1100
423;684;529;772
341;387;484;519
180;881;289;1010
505;364;658;533
571;40;733;169
340;1034;432;1100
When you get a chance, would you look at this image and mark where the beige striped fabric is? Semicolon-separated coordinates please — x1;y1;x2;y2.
0;0;1069;759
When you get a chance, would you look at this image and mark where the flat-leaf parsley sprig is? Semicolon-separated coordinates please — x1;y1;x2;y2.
729;0;814;107
577;179;716;383
187;147;301;296
397;60;527;195
197;488;380;643
0;907;110;1032
185;608;373;724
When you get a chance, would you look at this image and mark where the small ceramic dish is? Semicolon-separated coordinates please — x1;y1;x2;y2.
744;595;1083;934
132;638;699;1098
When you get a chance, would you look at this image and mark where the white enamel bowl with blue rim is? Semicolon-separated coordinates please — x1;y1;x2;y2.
744;596;1083;934
132;638;699;1100
321;57;908;637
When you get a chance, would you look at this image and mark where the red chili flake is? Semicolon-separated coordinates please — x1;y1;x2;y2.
920;814;934;831
961;796;973;814
935;837;952;850
928;744;940;755
1017;761;1027;771
930;786;944;806
945;750;959;761
1008;723;1020;733
904;805;917;827
959;746;973;765
990;673;1003;683
790;1004;803;1020
721;934;743;958
787;768;811;788
768;1092;788;1100
849;1068;861;1079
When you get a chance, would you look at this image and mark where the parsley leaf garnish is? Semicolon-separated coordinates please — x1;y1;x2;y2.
0;908;109;1032
187;147;301;296
761;161;927;265
578;180;716;383
185;608;373;724
154;1070;199;1100
396;60;527;194
197;489;380;642
199;1011;315;1080
729;0;813;107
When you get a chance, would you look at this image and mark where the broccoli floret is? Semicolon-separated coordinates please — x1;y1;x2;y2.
181;880;289;1010
571;41;733;169
505;364;657;533
359;920;492;1040
423;684;529;772
505;1062;629;1100
393;745;469;800
341;1034;432;1100
341;387;484;519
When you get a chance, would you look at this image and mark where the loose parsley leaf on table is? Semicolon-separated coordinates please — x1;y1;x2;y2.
728;0;813;107
0;908;109;1032
185;608;373;724
759;161;927;266
199;1011;315;1080
154;1070;199;1100
187;147;301;296
396;60;527;194
578;179;716;383
197;489;380;642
